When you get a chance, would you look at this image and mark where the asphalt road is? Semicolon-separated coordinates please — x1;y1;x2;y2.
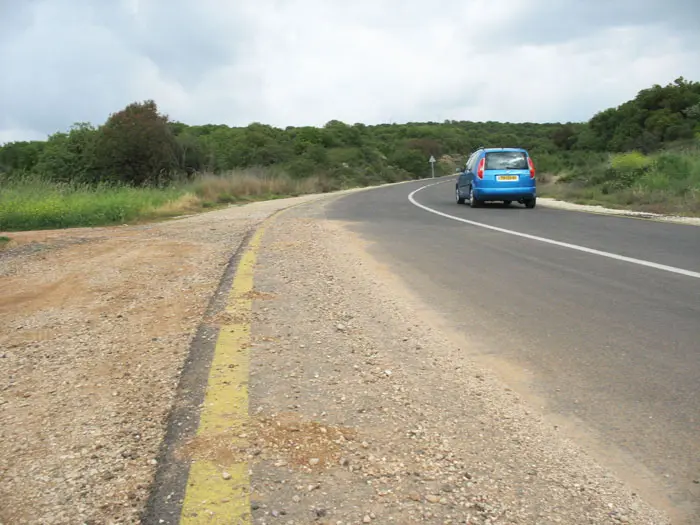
327;177;700;523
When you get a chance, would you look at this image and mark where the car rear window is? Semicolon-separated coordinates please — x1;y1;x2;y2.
485;151;528;170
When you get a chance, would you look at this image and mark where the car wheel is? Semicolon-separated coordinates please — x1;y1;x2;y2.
503;200;512;206
456;187;465;204
469;186;482;208
525;197;536;209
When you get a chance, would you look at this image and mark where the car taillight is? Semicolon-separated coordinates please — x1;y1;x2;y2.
477;158;485;179
528;157;535;179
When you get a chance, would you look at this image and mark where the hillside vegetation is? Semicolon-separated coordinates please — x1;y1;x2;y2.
1;77;699;231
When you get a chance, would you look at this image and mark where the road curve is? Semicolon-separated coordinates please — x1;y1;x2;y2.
327;177;700;523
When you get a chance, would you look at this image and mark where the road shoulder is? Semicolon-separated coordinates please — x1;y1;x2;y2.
243;198;669;524
538;197;700;226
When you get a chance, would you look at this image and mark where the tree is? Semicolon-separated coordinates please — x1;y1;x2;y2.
551;124;577;150
175;131;205;175
35;122;97;182
0;140;45;174
405;138;442;157
588;78;700;152
92;100;180;185
389;148;427;178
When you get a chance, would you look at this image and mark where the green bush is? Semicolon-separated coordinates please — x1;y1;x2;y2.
543;141;700;215
610;151;651;172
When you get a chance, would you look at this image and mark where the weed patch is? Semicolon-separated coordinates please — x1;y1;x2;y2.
547;142;700;216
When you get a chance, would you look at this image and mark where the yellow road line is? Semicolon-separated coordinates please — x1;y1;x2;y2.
179;221;269;524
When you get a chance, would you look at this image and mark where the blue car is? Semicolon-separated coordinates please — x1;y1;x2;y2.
456;147;537;208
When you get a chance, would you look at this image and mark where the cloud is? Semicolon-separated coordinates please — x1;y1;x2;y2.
511;0;700;47
1;0;699;143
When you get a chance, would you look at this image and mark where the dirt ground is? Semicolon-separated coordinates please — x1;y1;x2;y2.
0;196;323;525
0;190;671;525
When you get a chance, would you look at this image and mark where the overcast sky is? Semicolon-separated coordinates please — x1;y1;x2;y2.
1;0;699;143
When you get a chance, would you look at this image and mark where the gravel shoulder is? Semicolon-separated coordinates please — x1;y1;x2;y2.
0;194;332;525
247;196;670;524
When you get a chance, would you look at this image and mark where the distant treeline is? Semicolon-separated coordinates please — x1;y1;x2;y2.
1;77;698;187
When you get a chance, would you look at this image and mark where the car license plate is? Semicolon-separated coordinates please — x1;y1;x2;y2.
497;175;518;181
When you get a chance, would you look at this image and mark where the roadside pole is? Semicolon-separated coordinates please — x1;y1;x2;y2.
429;155;436;178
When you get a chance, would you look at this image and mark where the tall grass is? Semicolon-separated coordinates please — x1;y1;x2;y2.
0;175;185;231
190;169;340;207
0;168;363;232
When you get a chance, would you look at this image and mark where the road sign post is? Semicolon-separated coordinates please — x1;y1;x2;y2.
429;155;436;178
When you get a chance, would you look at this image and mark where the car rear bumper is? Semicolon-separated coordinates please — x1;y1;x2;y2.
473;186;536;200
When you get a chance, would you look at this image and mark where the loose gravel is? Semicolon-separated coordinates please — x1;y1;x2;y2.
247;198;670;525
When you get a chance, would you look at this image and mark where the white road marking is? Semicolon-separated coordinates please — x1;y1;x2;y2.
408;181;700;280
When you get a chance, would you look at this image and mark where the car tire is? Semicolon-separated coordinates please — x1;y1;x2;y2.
525;197;536;209
469;186;482;208
456;187;465;204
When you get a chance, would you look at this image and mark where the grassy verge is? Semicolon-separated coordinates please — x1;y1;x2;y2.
0;169;405;232
0;176;187;231
541;143;700;216
0;235;10;251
